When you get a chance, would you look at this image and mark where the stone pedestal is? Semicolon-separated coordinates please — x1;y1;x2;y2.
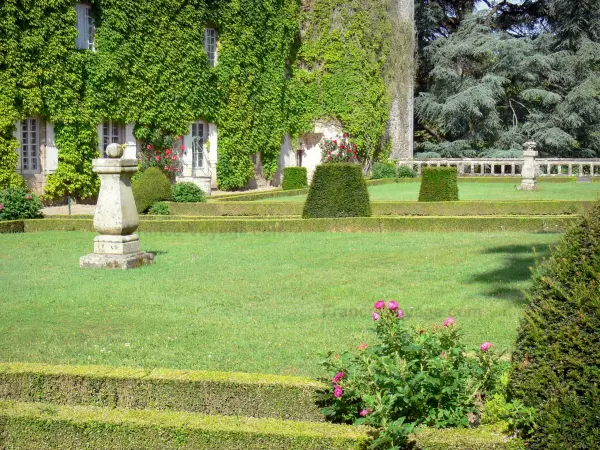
80;144;155;269
517;142;539;191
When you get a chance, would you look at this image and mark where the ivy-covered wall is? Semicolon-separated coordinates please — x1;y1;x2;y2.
0;0;409;195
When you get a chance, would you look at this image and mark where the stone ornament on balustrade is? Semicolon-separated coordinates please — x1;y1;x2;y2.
517;141;539;191
80;143;155;270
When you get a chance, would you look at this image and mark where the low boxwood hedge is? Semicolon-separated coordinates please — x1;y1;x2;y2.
303;163;371;218
166;202;304;216
0;401;369;450
11;216;577;234
282;167;308;191
409;427;524;449
0;220;25;233
419;167;459;202
213;188;309;202
0;362;324;422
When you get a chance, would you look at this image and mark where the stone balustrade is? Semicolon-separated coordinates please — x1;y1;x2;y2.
402;158;600;178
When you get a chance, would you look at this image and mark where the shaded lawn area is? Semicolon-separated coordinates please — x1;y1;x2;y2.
265;181;600;202
0;231;560;377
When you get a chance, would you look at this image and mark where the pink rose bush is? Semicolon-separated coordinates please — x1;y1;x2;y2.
321;301;501;448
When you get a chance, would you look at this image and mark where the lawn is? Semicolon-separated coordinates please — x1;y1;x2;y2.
0;231;560;377
265;181;600;202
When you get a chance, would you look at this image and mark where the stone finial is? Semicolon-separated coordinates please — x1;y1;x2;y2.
523;141;537;153
106;143;124;158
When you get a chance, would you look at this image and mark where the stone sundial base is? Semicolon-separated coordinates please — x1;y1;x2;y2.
80;251;155;270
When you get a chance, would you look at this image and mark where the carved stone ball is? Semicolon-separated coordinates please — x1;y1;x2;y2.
106;143;124;158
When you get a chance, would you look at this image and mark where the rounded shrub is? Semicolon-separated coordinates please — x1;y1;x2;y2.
282;167;308;190
0;187;43;221
371;162;397;180
509;201;600;449
418;167;459;202
132;167;171;214
171;182;206;203
148;202;170;215
302;163;371;218
397;165;417;178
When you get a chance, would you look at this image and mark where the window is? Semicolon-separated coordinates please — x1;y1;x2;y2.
20;118;43;173
191;121;208;169
100;121;124;157
204;28;217;66
76;3;95;50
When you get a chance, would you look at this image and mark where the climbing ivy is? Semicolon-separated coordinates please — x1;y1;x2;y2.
0;0;408;194
289;0;405;164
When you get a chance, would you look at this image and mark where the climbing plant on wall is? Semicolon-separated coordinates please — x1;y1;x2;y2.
289;0;408;165
0;0;409;194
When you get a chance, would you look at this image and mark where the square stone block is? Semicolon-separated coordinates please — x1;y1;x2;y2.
80;252;155;270
94;234;140;255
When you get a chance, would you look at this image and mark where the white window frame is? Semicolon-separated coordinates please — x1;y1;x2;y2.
204;28;217;66
76;3;95;51
99;120;125;158
191;121;209;169
19;118;45;175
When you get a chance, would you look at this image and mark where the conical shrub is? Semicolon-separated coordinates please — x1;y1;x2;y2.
510;201;600;448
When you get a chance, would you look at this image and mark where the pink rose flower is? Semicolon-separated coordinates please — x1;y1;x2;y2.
0;203;3;211
397;309;404;319
165;166;170;171
332;371;344;384
334;385;343;398
374;300;386;310
180;145;186;151
372;312;380;321
165;149;171;155
147;144;152;150
155;155;161;161
388;301;399;311
360;408;372;417
26;194;31;200
171;155;177;160
443;317;455;327
357;343;368;351
480;342;493;352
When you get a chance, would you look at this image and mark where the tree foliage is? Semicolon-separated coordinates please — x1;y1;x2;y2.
415;7;600;158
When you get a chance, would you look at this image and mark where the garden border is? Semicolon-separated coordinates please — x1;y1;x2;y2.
0;216;578;234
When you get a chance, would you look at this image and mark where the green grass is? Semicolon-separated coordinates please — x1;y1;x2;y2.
0;231;560;377
266;181;600;202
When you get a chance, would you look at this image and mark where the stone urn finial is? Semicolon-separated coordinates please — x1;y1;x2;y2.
517;141;540;191
80;145;154;269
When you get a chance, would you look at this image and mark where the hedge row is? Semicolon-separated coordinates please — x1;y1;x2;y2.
0;363;323;422
9;216;577;233
0;400;524;450
167;202;304;216
372;200;594;217
0;220;25;233
409;428;524;450
212;188;309;202
123;200;594;217
0;401;368;450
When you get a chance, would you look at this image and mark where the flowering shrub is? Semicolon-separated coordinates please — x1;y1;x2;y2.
322;301;501;448
0;187;43;221
138;129;184;178
321;133;358;163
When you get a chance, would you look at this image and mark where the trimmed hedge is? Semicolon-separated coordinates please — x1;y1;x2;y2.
161;200;594;217
409;427;524;450
419;167;459;202
132;167;172;213
303;163;371;218
11;216;577;234
509;200;600;448
213;188;310;202
167;202;303;216
371;200;594;217
282;167;308;191
0;362;324;422
0;401;369;450
0;220;25;233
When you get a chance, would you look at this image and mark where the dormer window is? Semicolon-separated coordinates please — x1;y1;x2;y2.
76;3;95;50
204;28;217;66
